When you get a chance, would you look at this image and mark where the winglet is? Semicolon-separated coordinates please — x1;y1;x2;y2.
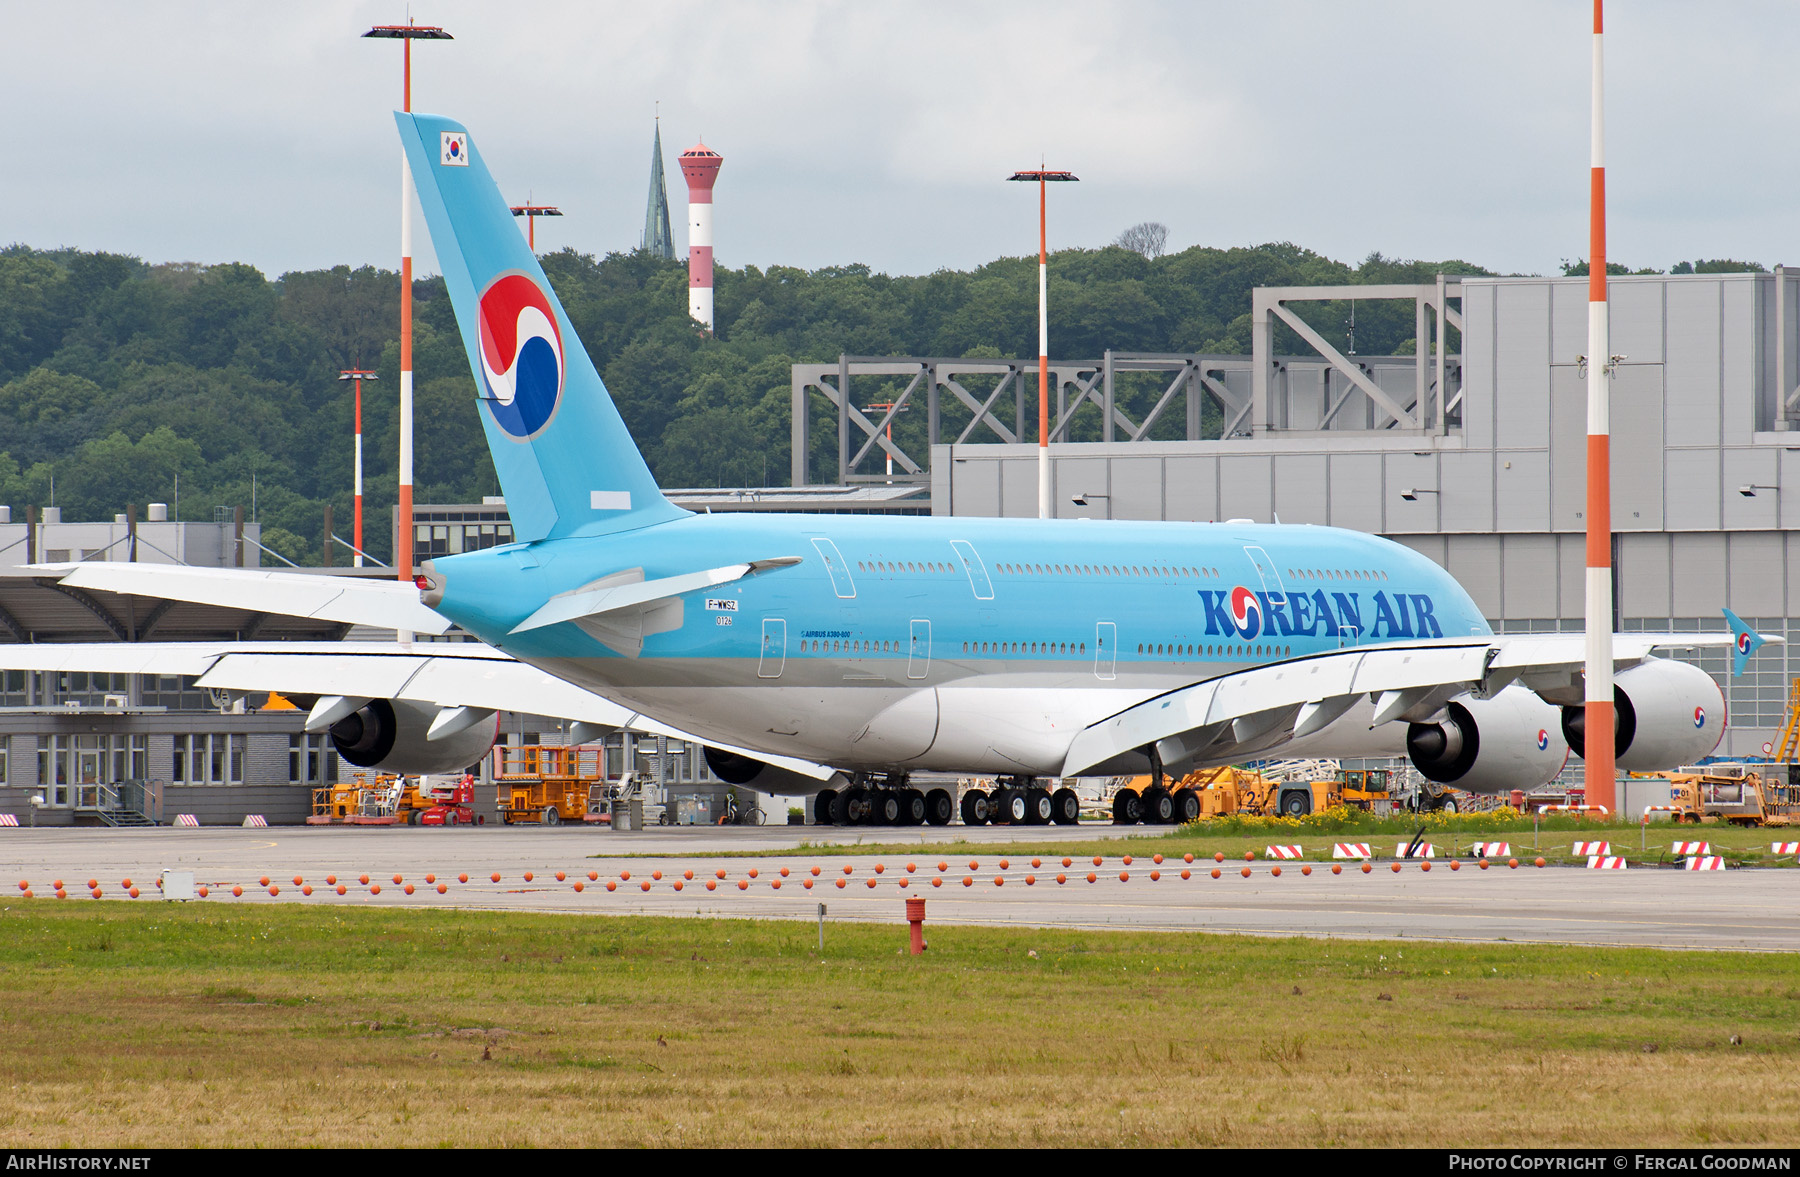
1724;607;1765;678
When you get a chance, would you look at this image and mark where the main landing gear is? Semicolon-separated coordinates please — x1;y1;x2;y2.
958;776;1081;827
812;774;954;828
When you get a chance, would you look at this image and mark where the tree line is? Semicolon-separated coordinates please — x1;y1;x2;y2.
3;238;1745;564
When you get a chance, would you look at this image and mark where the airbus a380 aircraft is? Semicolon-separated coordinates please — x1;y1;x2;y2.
6;111;1773;827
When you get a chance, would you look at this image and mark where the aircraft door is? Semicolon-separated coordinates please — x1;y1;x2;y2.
1243;546;1288;608
949;540;994;600
758;618;787;679
1094;621;1117;680
908;619;931;679
810;538;856;598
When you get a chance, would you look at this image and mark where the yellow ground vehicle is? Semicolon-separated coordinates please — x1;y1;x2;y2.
495;745;605;825
1112;765;1329;823
1658;765;1800;826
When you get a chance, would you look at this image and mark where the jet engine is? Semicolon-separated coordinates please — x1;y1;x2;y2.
1560;657;1725;772
1406;685;1568;794
329;698;499;776
703;746;833;796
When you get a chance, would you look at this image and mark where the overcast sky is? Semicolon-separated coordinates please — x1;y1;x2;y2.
4;1;1796;280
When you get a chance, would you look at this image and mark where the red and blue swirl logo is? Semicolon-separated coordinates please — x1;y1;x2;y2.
1737;631;1754;656
477;272;563;439
1694;706;1707;729
1536;729;1550;752
1228;585;1262;640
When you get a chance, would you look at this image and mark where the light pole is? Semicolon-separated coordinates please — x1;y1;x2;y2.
363;18;452;599
1006;166;1078;519
338;368;379;567
509;202;564;253
1582;0;1616;814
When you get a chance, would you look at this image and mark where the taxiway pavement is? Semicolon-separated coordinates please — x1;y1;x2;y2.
1;824;1794;952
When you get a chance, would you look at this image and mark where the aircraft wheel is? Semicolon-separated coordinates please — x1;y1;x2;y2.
901;789;927;826
1142;787;1174;825
1173;787;1202;824
1002;790;1029;825
828;790;851;826
960;789;990;826
1052;787;1080;825
1026;788;1053;825
845;786;873;825
874;791;902;825
925;788;954;826
813;789;837;825
1112;788;1140;825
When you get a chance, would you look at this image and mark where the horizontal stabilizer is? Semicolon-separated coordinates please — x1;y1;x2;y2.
510;557;801;635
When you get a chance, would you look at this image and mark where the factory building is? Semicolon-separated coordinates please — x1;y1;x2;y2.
900;270;1800;761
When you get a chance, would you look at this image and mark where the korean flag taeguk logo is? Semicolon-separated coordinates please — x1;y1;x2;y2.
1227;585;1262;641
477;273;564;439
440;131;469;167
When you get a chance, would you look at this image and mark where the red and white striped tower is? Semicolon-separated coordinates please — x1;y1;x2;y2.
1584;0;1616;813
679;141;723;330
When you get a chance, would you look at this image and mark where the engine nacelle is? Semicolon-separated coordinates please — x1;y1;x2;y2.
330;698;499;776
1561;658;1725;772
1406;686;1568;794
704;746;833;796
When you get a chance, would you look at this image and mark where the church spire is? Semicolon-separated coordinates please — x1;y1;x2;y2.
641;114;675;260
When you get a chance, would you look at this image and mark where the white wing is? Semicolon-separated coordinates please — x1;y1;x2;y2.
0;639;833;781
1061;629;1770;777
27;562;451;635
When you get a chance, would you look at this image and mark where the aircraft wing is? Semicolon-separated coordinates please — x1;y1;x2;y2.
0;639;834;780
25;563;452;635
1060;626;1775;778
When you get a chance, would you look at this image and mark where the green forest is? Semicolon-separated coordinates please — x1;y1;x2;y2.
0;239;1760;565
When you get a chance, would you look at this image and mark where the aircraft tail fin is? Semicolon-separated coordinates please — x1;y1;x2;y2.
395;112;685;542
1724;607;1766;678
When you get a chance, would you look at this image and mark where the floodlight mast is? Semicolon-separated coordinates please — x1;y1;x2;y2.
1584;0;1616;813
363;18;452;610
510;203;564;252
1007;168;1078;519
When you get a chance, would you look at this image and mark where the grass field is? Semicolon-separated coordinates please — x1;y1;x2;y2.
654;811;1798;870
1;903;1797;1147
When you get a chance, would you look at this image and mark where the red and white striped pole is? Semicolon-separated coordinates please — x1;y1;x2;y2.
1584;0;1616;813
1036;176;1049;519
1006;167;1078;519
339;368;378;567
363;21;450;600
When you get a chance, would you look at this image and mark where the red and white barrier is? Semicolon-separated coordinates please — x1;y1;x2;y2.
1332;843;1372;859
1683;856;1725;871
1265;845;1303;860
0;814;17;827
241;815;268;828
1585;855;1628;869
1772;842;1800;855
1671;841;1710;856
1542;805;1610;815
175;814;199;827
1469;842;1511;858
1395;843;1438;859
1572;841;1611;856
1642;805;1679;821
